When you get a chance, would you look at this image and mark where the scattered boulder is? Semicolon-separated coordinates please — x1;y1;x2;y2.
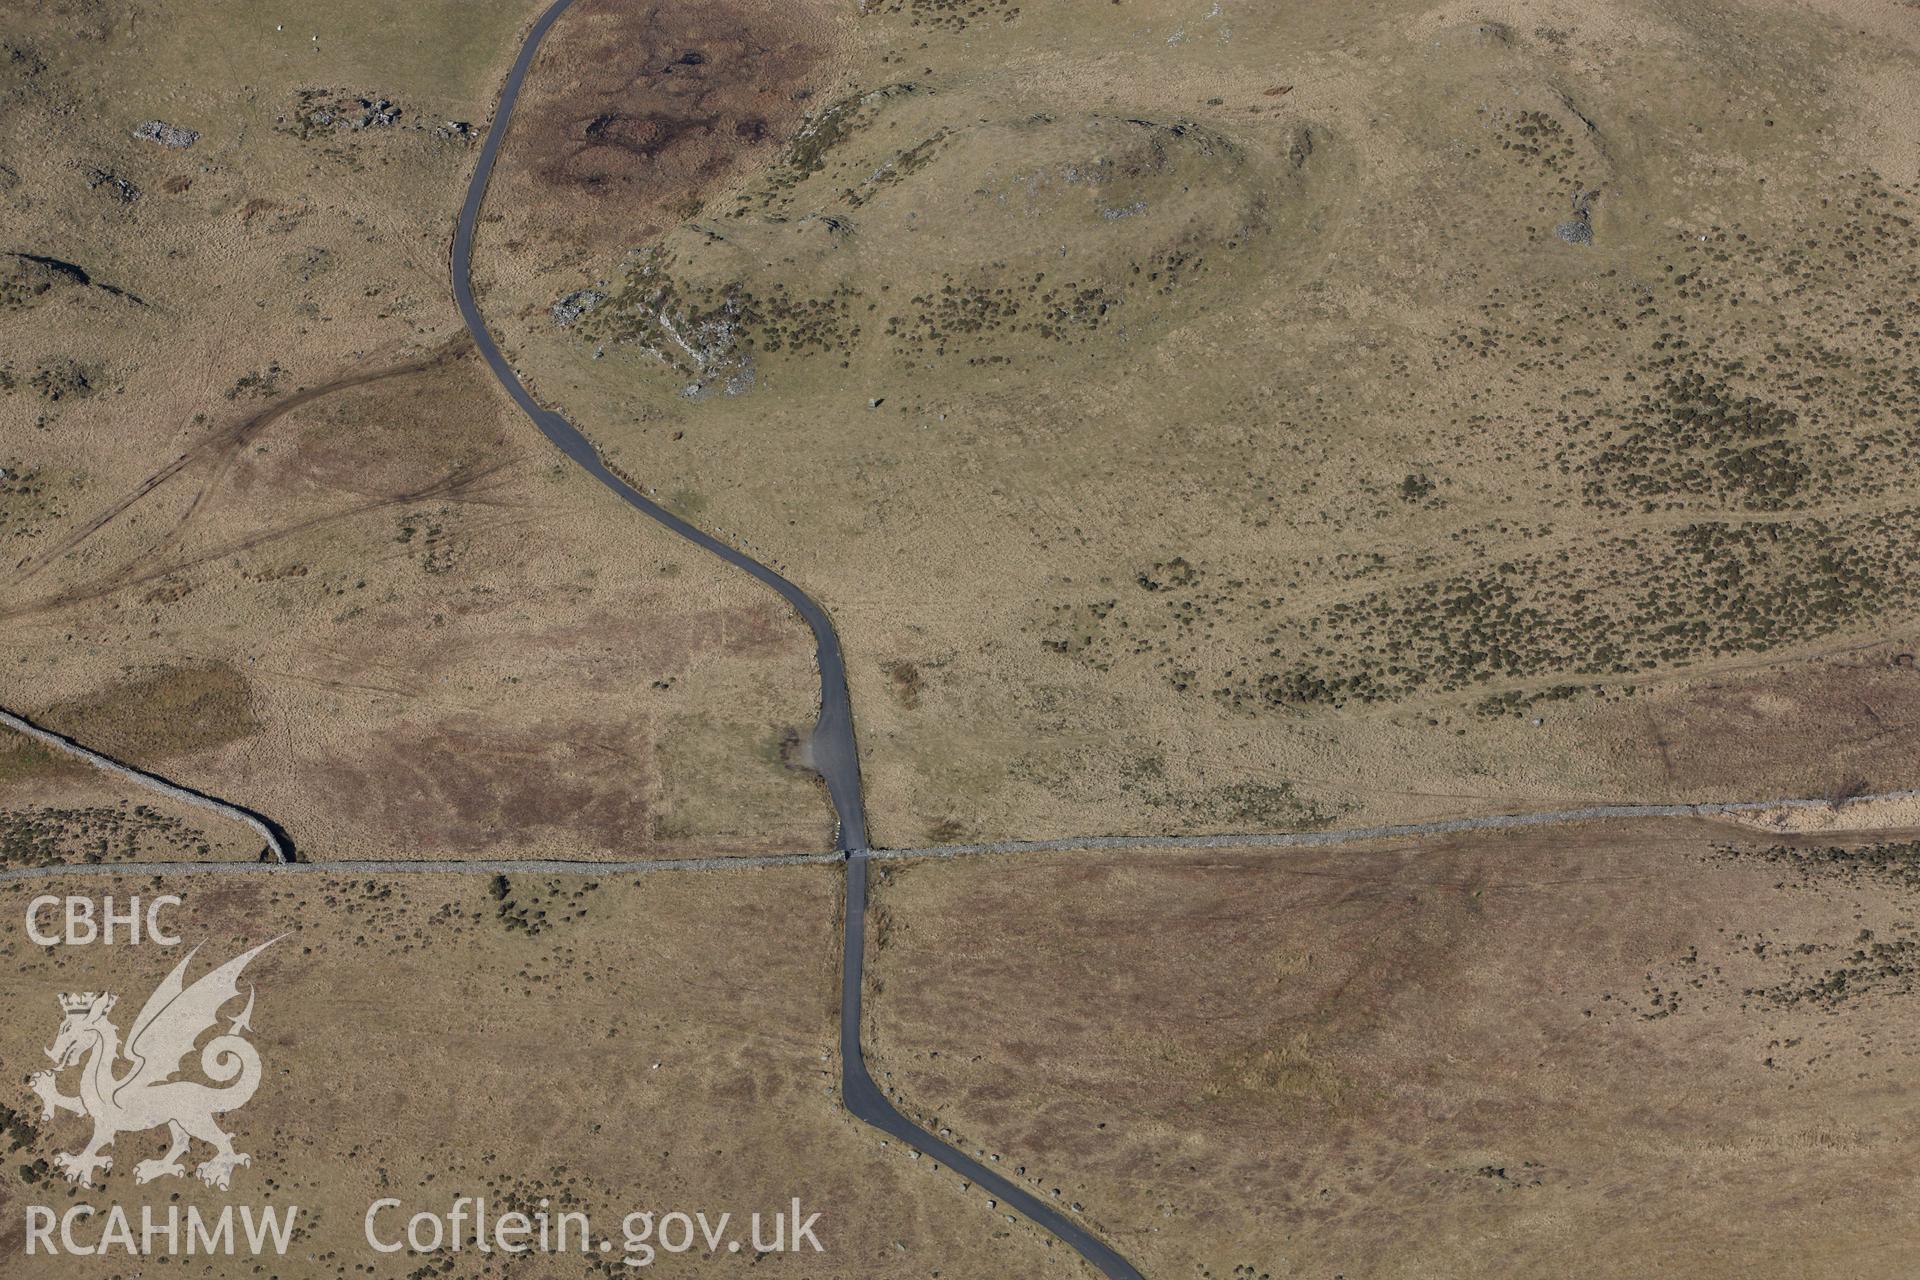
286;89;403;139
550;288;606;327
133;119;198;149
84;168;139;203
318;97;399;131
1555;189;1600;246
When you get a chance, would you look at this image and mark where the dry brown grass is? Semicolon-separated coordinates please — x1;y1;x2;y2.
0;0;833;859
0;867;1083;1277
0;763;257;866
478;0;1920;846
866;821;1920;1277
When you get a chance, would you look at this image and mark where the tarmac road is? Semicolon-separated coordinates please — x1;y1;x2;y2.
450;0;866;854
450;3;1143;1276
838;850;1148;1278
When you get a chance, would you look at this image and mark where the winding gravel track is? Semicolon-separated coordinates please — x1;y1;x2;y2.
451;4;1140;1276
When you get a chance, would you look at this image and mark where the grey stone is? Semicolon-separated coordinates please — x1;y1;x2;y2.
550;288;606;327
1554;218;1593;245
133;119;198;149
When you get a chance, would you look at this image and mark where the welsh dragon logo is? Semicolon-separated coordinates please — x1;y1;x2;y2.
26;938;281;1191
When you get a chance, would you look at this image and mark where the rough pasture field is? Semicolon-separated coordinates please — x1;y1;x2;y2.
482;0;1920;847
866;822;1920;1278
0;0;826;858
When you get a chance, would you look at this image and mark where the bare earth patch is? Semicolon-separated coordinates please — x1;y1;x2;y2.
489;0;848;263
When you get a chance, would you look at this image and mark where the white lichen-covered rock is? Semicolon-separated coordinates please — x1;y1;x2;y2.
133;120;198;148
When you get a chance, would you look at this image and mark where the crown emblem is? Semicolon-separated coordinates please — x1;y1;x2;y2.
59;992;103;1014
